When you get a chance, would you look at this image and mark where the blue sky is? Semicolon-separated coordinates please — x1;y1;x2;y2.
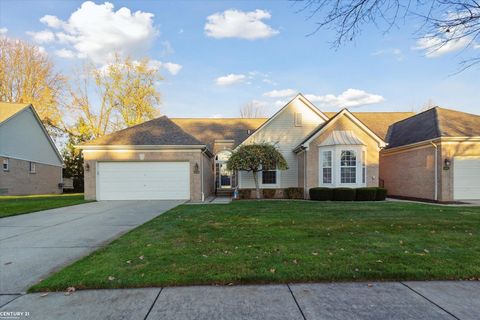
1;0;479;117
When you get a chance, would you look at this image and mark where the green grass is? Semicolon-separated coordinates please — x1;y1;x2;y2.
29;200;480;292
0;193;88;218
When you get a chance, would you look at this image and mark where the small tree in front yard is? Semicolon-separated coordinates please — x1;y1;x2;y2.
227;143;288;199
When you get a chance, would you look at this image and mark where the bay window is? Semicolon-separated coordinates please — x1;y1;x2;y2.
340;150;356;183
318;145;366;187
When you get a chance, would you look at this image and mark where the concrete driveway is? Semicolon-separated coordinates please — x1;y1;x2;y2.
0;200;182;294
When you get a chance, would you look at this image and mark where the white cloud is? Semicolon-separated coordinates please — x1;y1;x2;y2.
27;30;55;43
55;48;75;59
211;114;223;118
0;27;7;35
205;9;279;40
161;62;182;75
36;1;158;64
415;36;470;58
305;89;384;108
40;15;64;29
413;10;478;58
263;89;296;98
215;73;246;86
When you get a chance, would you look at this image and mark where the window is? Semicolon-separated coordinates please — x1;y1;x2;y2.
2;158;9;171
294;112;303;126
262;164;277;184
340;150;356;183
362;150;366;184
29;162;36;174
322;150;332;184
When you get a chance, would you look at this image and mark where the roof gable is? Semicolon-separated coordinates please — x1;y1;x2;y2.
238;93;328;148
295;109;386;152
81;116;205;147
0;104;63;165
324;111;414;140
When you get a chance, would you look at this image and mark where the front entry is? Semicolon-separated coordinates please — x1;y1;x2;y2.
219;162;232;188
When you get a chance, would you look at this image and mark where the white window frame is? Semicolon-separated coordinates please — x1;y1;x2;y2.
294;112;303;127
318;145;367;188
320;149;333;186
260;165;280;188
3;158;9;171
29;161;36;174
340;150;357;185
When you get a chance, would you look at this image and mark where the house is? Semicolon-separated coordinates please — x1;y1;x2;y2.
380;107;480;202
0;103;64;195
78;94;480;202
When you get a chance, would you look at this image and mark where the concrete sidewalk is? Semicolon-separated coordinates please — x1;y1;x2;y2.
1;281;478;320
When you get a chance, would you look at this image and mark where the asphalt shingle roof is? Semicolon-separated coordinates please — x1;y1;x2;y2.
324;112;414;140
170;118;267;150
83;116;204;146
386;107;480;148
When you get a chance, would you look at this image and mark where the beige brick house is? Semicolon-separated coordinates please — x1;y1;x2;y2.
78;94;480;202
0;103;63;195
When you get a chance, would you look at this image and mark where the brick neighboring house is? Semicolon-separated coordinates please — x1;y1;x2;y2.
0;103;63;196
77;94;480;202
380;107;480;202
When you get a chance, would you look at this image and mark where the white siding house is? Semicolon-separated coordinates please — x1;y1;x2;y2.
238;94;328;189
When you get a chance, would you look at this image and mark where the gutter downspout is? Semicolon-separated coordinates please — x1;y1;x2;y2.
430;142;438;201
201;148;208;202
304;149;307;199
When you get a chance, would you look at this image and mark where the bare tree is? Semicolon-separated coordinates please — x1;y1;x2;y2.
239;101;267;118
294;0;480;69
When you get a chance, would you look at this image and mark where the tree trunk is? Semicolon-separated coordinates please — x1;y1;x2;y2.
252;170;261;199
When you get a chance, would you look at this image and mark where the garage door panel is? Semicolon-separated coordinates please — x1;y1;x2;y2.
454;157;480;200
97;162;190;200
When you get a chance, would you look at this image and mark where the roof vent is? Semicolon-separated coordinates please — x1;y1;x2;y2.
247;129;251;135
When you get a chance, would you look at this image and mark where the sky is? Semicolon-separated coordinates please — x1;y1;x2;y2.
1;0;479;118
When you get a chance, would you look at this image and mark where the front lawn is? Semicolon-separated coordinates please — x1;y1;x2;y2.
30;201;480;291
0;193;88;218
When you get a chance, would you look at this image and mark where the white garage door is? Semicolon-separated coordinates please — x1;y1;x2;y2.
454;157;480;200
97;162;190;200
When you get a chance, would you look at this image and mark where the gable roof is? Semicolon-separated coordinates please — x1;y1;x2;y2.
324;112;414;140
237;93;329;148
294;109;387;152
319;130;365;146
386;107;480;148
0;102;63;164
171;118;267;150
0;102;30;124
81;116;205;147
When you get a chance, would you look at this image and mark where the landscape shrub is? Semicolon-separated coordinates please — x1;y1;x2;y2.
333;188;356;201
262;189;276;199
309;187;333;201
355;187;377;201
375;188;388;201
286;187;304;199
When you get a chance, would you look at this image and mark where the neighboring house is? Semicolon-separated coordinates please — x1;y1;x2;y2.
0;103;63;195
380;107;480;202
78;94;480;202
